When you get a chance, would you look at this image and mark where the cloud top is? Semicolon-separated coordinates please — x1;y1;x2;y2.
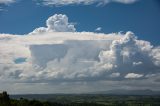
29;14;76;35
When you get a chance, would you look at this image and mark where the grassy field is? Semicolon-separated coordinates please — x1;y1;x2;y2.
10;94;160;106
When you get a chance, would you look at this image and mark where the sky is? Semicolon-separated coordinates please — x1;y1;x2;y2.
0;0;160;94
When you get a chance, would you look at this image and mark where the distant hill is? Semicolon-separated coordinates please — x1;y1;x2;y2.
90;89;160;95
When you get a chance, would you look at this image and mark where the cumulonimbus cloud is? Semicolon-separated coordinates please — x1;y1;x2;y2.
0;29;160;83
0;14;160;93
36;0;139;6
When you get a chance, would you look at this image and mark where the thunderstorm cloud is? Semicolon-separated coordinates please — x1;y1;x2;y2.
0;14;160;93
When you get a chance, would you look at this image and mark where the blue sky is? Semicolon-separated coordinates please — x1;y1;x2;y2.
0;0;160;45
0;0;160;94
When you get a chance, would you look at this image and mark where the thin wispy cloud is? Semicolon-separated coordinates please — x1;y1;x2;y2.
0;0;16;11
0;0;16;5
36;0;139;6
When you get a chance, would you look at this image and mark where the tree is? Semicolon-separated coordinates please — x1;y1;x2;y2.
0;91;10;106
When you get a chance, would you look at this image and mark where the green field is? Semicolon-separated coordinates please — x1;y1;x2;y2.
1;91;160;106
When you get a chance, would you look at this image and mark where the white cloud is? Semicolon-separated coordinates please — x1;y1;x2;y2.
133;61;143;66
125;73;143;79
1;31;160;93
0;31;160;83
37;0;139;6
110;72;120;78
113;0;138;4
29;14;76;35
151;47;160;66
0;0;15;5
95;31;160;77
0;0;16;11
95;27;102;32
